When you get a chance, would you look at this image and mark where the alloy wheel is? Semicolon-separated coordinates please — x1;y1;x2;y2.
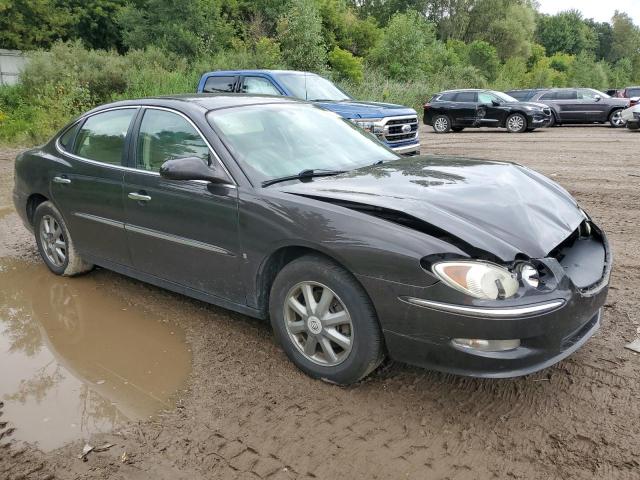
611;110;625;127
40;214;67;267
284;281;353;366
434;117;449;132
507;114;525;132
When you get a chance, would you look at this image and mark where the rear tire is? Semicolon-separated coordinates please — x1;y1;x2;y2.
34;201;93;276
505;113;527;133
609;109;625;128
269;254;385;385
432;115;452;134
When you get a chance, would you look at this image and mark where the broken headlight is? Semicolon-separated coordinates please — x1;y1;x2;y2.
432;261;519;300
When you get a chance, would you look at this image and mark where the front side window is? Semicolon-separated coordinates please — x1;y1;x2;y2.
136;109;210;172
203;76;236;93
208;104;398;184
578;89;602;100
242;77;281;95
277;73;350;101
74;109;136;165
478;92;498;104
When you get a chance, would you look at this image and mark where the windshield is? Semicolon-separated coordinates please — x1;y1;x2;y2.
207;104;398;185
277;73;351;101
492;91;519;103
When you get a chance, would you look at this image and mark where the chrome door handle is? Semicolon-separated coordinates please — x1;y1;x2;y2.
128;192;152;202
53;176;71;184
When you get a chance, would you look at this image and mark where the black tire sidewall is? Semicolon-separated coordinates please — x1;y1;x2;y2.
269;255;384;385
34;202;70;275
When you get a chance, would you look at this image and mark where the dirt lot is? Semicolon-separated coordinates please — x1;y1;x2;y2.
1;125;639;480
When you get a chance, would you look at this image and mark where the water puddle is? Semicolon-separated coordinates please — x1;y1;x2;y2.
0;258;192;451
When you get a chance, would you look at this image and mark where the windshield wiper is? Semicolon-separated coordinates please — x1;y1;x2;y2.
262;169;346;187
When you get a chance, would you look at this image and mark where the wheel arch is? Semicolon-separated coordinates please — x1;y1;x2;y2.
254;244;372;319
26;193;49;226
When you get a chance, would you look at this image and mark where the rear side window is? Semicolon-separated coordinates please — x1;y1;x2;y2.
454;92;477;102
58;122;80;151
508;91;529;101
136;109;210;172
556;90;577;100
540;92;557;100
74;109;136;165
241;77;281;95
203;76;236;93
437;93;456;101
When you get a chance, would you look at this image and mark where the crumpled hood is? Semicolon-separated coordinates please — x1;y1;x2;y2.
316;100;416;119
279;156;585;261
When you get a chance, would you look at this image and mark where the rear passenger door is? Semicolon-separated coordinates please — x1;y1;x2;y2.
553;90;581;122
51;108;137;267
451;92;478;126
239;76;283;96
123;107;243;302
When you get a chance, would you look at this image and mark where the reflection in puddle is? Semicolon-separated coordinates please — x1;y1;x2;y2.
0;259;192;451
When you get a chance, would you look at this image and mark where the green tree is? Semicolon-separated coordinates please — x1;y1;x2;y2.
67;0;126;51
610;11;640;63
467;40;499;81
0;0;73;50
118;0;234;57
367;10;437;79
276;0;327;71
536;10;597;56
328;46;363;82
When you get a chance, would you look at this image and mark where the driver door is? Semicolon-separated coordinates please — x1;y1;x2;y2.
123;107;243;302
477;92;505;127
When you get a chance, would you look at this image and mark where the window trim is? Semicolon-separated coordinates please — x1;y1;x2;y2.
55;105;237;187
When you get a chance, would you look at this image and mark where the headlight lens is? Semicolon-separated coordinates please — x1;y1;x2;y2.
350;118;384;135
432;261;519;300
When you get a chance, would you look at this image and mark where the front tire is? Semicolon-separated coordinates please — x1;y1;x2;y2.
627;122;640;130
432;115;452;134
609;109;625;128
269;254;384;385
34;201;93;276
505;113;527;133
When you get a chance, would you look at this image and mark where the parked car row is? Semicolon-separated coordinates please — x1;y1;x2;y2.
423;86;637;133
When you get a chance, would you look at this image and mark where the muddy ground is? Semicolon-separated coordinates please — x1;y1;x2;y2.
1;125;639;480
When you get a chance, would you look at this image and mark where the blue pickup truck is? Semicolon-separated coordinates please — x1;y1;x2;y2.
197;70;420;156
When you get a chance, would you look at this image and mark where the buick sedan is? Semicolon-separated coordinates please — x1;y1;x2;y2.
13;95;611;384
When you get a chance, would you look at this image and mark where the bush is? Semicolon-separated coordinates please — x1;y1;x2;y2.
329;47;363;83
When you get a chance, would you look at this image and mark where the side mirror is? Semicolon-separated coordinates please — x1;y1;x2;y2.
594;95;601;102
160;157;229;184
491;99;501;106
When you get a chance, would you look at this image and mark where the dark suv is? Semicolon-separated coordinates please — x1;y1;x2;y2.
526;88;630;127
424;89;552;133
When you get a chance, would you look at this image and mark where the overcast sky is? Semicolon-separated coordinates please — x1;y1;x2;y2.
536;0;640;25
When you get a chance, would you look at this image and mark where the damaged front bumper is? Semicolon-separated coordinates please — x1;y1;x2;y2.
358;224;611;378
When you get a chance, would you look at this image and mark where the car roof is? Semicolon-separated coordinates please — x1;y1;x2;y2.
85;93;305;116
200;69;318;77
437;89;488;94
